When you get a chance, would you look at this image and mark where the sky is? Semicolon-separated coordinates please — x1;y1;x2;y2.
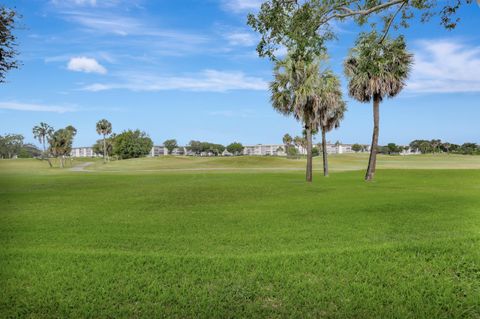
1;0;479;147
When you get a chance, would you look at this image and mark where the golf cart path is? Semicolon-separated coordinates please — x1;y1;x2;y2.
70;162;94;172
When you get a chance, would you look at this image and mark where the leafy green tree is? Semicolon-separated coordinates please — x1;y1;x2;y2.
48;126;77;168
96;119;112;163
352;144;362;152
312;147;320;157
163;139;178;155
344;31;413;181
92;135;115;157
0;133;23;158
113;130;153;160
248;0;471;61
18;143;41;158
187;140;202;155
207;143;225;156
287;145;299;157
459;143;479;155
33;122;54;167
0;6;21;83
226;142;244;156
386;143;401;155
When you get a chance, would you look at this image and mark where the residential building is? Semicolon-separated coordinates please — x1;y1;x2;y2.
150;146;186;156
70;147;100;158
243;144;286;156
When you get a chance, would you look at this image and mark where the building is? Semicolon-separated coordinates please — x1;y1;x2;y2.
243;144;286;156
150;146;187;156
400;147;422;155
70;147;100;158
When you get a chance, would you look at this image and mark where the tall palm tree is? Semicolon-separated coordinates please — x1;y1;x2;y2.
344;31;413;181
32;122;54;167
271;55;322;182
318;72;347;177
96;119;112;163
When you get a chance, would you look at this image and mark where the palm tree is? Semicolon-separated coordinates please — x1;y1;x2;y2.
282;133;293;156
318;72;346;177
271;55;322;182
32;122;54;167
96;119;112;163
344;31;413;181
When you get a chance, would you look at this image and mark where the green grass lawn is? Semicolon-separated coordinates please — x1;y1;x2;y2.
1;155;480;318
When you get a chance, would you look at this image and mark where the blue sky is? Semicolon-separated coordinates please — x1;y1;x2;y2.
1;0;479;147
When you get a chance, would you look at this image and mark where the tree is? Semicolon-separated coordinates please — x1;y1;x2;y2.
226;142;244;156
293;135;306;152
272;53;328;182
96;119;112;163
287;145;299;157
282;133;293;155
187;140;202;155
344;31;413;181
163;139;178;155
430;139;442;154
207;143;225;156
113;130;153;160
317;71;346;177
441;142;451;154
92;136;115;157
459;143;479;155
32;122;54;167
386;143;401;155
18;143;41;158
48;126;77;168
0;6;21;83
248;0;472;61
352;143;362;152
0;133;23;158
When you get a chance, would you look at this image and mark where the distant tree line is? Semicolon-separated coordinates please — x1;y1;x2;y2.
409;140;480;155
177;141;246;156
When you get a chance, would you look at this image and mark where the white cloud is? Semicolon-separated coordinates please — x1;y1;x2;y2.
224;31;257;46
222;0;262;12
50;0;136;8
82;69;268;92
408;39;480;93
67;57;107;74
0;102;75;113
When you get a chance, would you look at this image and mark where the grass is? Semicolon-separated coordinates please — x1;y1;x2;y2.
1;155;480;318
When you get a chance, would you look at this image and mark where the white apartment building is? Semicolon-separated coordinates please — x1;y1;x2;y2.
70;147;100;158
243;144;286;156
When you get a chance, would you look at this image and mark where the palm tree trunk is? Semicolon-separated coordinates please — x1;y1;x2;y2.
103;135;107;164
365;95;380;181
306;125;313;182
42;138;53;168
322;128;328;177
